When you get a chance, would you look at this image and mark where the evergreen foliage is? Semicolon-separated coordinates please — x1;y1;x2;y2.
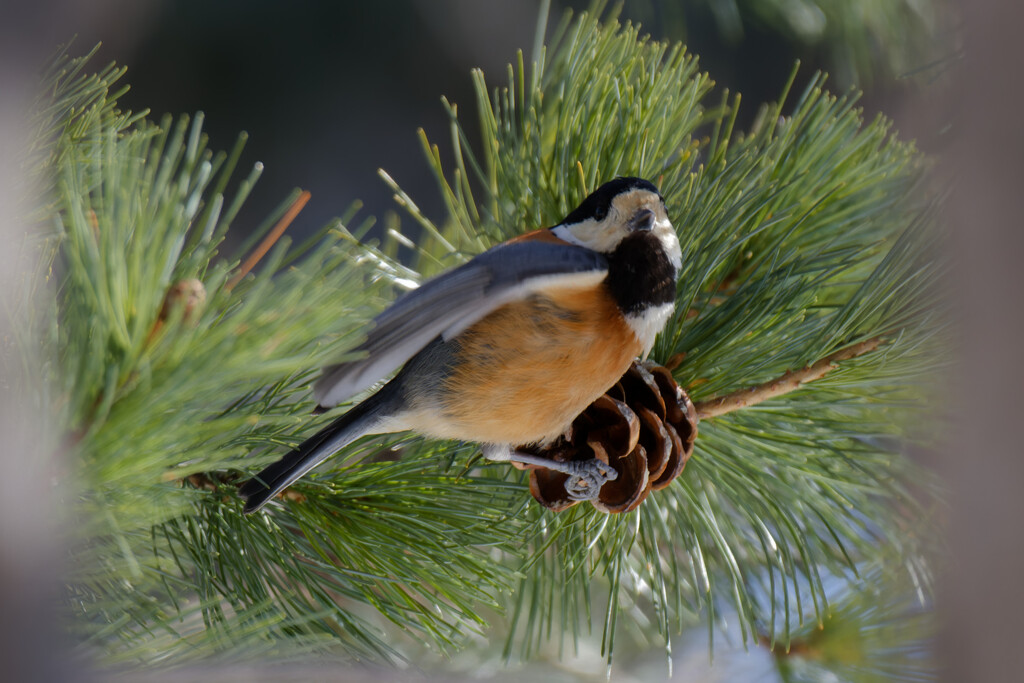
27;5;941;677
589;0;952;88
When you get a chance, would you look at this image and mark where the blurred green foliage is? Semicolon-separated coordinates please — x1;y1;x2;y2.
26;3;943;678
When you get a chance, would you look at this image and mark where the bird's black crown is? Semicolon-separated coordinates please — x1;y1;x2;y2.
560;177;661;226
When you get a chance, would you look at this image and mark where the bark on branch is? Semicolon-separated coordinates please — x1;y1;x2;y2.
693;337;884;420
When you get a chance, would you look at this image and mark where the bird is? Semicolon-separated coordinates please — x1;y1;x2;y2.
239;177;681;514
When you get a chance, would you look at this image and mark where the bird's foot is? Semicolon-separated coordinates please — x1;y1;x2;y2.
501;450;618;501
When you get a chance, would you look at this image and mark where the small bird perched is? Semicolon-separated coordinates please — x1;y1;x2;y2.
240;177;681;513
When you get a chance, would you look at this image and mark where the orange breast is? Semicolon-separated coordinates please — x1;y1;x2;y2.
428;284;642;445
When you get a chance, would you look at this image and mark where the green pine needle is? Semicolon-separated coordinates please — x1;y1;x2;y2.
29;3;944;674
391;5;943;669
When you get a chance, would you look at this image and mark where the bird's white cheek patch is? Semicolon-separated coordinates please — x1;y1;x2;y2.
654;219;682;271
551;224;586;247
625;302;675;355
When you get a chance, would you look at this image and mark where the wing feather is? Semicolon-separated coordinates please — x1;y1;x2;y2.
313;239;608;407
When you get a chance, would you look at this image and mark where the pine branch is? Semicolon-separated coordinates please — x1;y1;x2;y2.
394;5;943;670
694;337;884;419
30;3;944;675
226;190;311;290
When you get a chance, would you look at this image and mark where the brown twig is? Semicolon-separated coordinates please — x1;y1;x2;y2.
693;337;885;420
226;190;311;290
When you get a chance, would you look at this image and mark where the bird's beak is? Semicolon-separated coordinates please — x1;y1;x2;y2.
630;208;655;232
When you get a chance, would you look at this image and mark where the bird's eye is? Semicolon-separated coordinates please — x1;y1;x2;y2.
592;204;608;221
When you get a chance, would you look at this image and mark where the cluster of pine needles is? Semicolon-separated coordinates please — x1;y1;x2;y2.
15;5;943;678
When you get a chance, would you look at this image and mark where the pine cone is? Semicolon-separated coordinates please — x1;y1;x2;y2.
521;360;698;513
160;278;207;322
146;278;207;346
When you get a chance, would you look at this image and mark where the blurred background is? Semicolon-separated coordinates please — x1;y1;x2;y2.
5;1;1023;681
0;0;955;247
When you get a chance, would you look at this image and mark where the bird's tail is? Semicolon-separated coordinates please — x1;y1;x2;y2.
239;388;394;514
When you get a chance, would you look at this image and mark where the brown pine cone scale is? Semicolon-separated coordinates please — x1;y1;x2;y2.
518;360;698;513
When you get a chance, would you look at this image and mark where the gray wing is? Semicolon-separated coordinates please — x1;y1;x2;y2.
313;240;608;407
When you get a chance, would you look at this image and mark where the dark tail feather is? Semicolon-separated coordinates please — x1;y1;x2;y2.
239;390;391;514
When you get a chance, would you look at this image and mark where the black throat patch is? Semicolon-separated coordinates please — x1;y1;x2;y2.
605;231;678;315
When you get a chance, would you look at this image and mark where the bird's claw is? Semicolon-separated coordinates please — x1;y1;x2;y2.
504;451;617;501
563;458;618;501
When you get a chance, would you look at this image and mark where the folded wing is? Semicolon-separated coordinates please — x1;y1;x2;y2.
313;239;608;407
